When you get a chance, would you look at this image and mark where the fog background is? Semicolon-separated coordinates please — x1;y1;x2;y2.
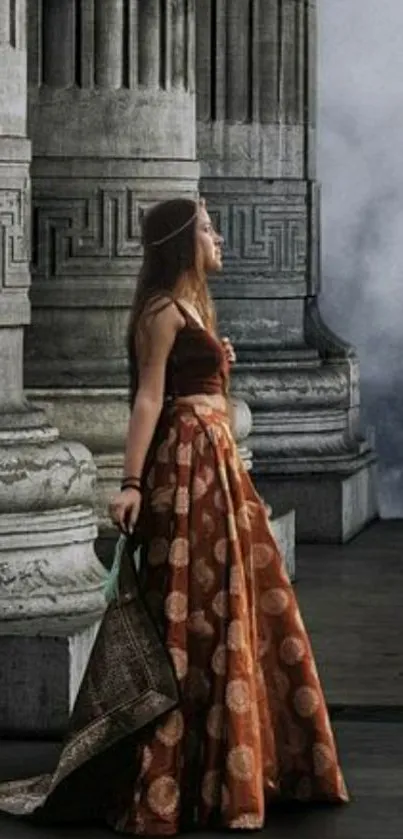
318;0;403;516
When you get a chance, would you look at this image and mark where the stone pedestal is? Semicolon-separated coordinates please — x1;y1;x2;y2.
196;0;377;542
24;0;199;529
0;615;100;737
270;509;296;581
231;397;295;580
0;0;106;736
230;396;253;471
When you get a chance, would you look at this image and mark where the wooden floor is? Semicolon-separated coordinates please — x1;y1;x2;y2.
1;519;402;839
296;519;403;709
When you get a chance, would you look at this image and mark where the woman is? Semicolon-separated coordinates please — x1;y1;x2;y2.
106;197;348;832
0;198;348;834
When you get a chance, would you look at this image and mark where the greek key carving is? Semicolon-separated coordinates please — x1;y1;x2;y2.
209;202;307;277
0;187;29;288
32;189;155;278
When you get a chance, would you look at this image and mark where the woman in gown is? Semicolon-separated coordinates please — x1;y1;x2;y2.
0;198;348;834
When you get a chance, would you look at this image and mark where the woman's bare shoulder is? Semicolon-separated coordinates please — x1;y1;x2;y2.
138;295;186;343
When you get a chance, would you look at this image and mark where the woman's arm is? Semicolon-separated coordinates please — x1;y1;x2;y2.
122;299;184;481
108;299;184;533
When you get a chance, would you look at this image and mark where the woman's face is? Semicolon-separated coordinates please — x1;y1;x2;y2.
195;205;224;273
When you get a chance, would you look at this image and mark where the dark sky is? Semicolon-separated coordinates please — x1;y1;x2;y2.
318;0;403;516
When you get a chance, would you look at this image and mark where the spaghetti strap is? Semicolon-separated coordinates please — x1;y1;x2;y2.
171;297;190;323
139;295;188;329
171;298;206;331
143;294;189;322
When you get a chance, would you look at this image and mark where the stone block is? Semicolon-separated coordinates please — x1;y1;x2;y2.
0;614;101;737
255;462;378;544
269;508;296;581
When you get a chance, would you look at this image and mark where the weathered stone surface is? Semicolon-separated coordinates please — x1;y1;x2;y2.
256;464;378;544
0;615;101;736
230;396;253;472
195;0;312;178
0;508;105;620
270;508;296;581
25;388;129;455
0;435;96;512
0;1;27;136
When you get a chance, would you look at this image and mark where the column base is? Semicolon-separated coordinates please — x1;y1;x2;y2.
0;614;101;737
0;507;106;619
26;388;129;529
255;459;378;543
96;452;124;529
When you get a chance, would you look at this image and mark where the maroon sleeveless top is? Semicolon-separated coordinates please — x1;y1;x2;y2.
165;300;229;398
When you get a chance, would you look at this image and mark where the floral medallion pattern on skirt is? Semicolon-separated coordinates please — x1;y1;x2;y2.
112;402;348;835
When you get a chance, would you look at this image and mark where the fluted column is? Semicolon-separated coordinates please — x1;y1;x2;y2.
0;0;106;735
94;1;125;88
25;0;199;528
196;0;377;543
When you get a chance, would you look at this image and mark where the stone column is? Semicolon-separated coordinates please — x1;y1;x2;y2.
24;0;199;530
196;0;377;542
0;0;106;736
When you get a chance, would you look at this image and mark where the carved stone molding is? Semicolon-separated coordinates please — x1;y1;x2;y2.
201;179;318;298
196;0;315;179
0;185;30;289
27;1;196;160
197;0;307;125
209;199;307;279
0;141;32;328
29;0;194;92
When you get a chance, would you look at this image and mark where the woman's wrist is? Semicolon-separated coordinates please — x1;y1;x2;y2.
120;475;142;492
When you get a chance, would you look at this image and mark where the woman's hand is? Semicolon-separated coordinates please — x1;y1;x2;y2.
108;488;142;535
221;336;236;365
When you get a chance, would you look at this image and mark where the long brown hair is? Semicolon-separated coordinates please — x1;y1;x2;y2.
127;198;217;401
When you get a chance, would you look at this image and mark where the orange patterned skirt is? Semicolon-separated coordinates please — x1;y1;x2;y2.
110;401;349;834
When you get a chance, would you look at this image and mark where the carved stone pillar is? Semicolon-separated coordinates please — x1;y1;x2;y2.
0;0;106;736
196;0;377;542
25;0;199;528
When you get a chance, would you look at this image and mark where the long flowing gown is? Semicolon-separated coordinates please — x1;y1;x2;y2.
0;398;348;834
0;298;349;832
109;400;349;833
